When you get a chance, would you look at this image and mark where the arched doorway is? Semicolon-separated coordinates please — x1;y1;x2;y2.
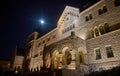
78;51;85;64
62;47;72;65
52;50;60;69
44;53;51;68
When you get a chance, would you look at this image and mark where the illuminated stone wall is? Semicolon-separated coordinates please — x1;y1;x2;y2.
24;0;120;75
13;56;24;69
87;29;120;71
75;0;120;40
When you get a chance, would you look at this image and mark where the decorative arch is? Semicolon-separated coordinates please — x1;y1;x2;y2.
78;47;86;65
44;53;51;68
62;47;72;65
52;50;60;69
78;51;85;64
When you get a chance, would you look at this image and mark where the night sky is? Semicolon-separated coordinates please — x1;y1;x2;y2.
0;0;99;59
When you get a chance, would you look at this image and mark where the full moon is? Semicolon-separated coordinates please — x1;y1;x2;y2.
40;20;44;24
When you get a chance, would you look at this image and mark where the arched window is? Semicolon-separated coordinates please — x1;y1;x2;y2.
90;29;94;38
98;9;103;15
114;0;120;6
89;14;93;19
95;28;100;36
104;23;110;33
103;6;108;13
99;25;105;35
85;16;89;21
78;51;85;64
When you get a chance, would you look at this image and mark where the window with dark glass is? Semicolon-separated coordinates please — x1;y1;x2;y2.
104;23;110;33
106;46;114;58
114;0;120;6
95;48;101;60
90;30;94;38
98;9;103;15
99;25;105;34
89;14;93;19
85;16;89;21
103;6;108;13
95;28;99;36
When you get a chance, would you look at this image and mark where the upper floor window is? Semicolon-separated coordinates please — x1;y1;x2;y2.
98;6;108;15
90;29;94;38
114;0;120;6
104;23;110;33
62;24;75;34
95;48;102;60
103;6;108;13
98;9;103;15
85;16;89;21
85;14;93;22
106;46;114;58
89;14;93;19
89;23;110;39
95;28;100;37
99;25;105;35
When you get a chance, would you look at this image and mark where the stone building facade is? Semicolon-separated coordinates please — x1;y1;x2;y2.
12;47;25;70
22;0;120;76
